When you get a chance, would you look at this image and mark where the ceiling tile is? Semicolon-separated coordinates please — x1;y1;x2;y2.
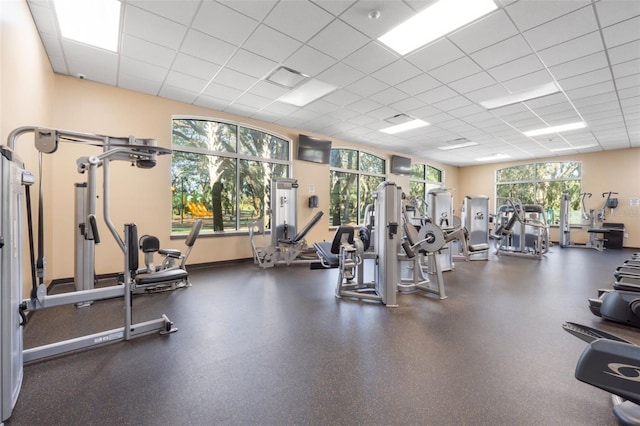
615;73;640;90
395;73;441;96
371;59;422;86
39;33;64;58
311;0;356;16
219;0;277;21
495;52;543;76
214;68;258;91
158;85;199;104
470;35;532;69
449;10;519;54
233;93;272;110
602;15;640;48
121;35;176;68
523;6;598;51
448;71;496;94
322;89;361;106
405;38;465;72
391;97;425;113
119;56;168;83
429;57;482;84
284;45;337;77
369;87;407;105
317;62;365;87
243;26;302;63
62;40;118;84
433;96;473;111
307;19;369;60
536;31;604;67
347;98;383;114
558;68;613;92
28;3;57;35
548;51;609;80
505;0;591;32
415;85;458;104
226;49;277;79
192;1;258;45
566;81;615;100
202;82;243;101
118;74;161;96
596;0;640;27
181;30;236;66
124;5;188;50
343;42;398;75
608;40;640;65
347;77;389;97
126;0;200;26
171;53;220;81
465;84;511;103
248;81;290;99
264;1;334;42
194;95;229;111
164;70;208;93
340;1;415;39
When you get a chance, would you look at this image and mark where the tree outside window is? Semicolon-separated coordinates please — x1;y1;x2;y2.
496;161;582;225
329;149;386;226
171;118;290;234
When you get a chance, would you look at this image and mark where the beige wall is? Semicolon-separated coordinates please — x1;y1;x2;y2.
459;149;640;247
1;0;55;292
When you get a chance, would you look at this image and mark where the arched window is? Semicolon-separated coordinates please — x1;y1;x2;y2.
171;117;291;234
329;148;386;226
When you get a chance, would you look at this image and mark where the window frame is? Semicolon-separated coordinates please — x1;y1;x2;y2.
329;148;387;227
171;115;292;236
409;163;444;200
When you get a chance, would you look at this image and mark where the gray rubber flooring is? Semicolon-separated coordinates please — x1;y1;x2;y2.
6;246;640;425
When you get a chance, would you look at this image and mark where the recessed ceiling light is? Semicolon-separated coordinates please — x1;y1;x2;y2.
479;82;560;110
438;141;478;150
53;0;121;52
476;153;509;162
549;144;598;152
523;122;587;137
380;119;429;134
378;0;498;55
279;79;337;107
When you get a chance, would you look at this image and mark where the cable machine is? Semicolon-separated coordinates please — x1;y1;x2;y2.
1;127;178;422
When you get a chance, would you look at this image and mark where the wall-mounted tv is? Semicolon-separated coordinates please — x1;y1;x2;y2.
391;155;412;175
297;134;331;164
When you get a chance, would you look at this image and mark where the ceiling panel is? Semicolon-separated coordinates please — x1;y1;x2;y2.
26;0;640;166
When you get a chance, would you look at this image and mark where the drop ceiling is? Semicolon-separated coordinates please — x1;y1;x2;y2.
27;0;640;166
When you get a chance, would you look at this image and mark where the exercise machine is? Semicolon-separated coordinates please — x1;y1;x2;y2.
460;195;490;260
560;192;620;251
494;198;549;259
1;127;179;422
250;178;324;268
314;181;401;306
588;290;640;328
563;322;640;425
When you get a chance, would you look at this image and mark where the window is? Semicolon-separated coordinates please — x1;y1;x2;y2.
329;148;386;226
496;161;582;225
409;163;443;199
171;118;290;234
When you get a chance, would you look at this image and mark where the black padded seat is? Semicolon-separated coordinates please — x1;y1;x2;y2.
313;241;339;268
313;226;354;268
135;268;187;286
158;248;181;258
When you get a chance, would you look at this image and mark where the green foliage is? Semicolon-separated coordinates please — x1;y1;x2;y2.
172;119;290;232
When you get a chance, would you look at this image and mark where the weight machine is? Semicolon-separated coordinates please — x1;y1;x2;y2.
494;198;549;259
250;178;324;268
460;195;490;260
1;127;178;422
560;192;619;251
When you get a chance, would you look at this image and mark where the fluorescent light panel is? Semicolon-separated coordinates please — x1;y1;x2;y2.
476;153;509;162
279;79;337;107
378;0;498;55
549;144;597;152
380;119;429;134
480;82;560;110
53;0;121;52
523;122;587;137
438;141;478;150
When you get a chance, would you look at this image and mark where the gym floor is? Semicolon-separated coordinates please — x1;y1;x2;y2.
7;246;639;425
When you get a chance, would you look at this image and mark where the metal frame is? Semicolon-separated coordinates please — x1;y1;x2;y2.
1;127;176;422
